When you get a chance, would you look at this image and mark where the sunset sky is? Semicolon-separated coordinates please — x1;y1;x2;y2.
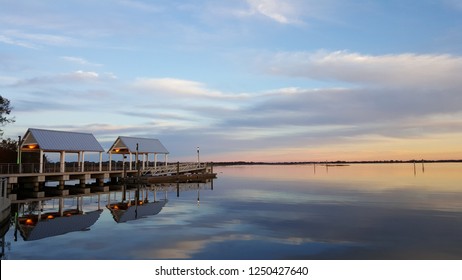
1;0;462;162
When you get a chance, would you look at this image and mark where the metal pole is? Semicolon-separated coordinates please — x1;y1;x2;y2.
197;146;200;165
17;136;22;173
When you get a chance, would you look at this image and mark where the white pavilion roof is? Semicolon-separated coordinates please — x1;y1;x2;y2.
109;136;169;154
22;128;105;152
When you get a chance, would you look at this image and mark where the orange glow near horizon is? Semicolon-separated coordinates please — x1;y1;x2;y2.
204;133;462;162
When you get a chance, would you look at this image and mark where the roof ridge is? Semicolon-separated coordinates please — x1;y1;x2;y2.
29;128;94;135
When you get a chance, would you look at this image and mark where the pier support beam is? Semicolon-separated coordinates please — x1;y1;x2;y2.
58;180;65;190
96;178;104;187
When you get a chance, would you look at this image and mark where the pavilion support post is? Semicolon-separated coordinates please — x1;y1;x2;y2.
60;151;66;173
109;153;112;171
165;154;168;166
129;152;133;170
39;149;44;173
154;153;158;170
99;152;103;171
78;151;82;172
123;153;126;171
81;152;85;172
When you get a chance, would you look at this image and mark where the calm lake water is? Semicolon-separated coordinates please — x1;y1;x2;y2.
2;163;462;260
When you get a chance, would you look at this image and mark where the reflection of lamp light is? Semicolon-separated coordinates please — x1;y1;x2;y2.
114;205;119;209
25;219;34;225
66;213;72;217
47;215;54;219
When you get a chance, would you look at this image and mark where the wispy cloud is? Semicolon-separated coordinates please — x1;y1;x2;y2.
0;30;77;49
133;77;249;99
0;34;37;49
246;0;301;24
10;71;116;87
61;56;103;67
258;50;462;88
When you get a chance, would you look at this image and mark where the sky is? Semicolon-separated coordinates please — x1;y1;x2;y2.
1;0;462;162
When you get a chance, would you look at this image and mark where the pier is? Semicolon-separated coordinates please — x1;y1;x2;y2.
0;162;215;201
0;128;216;201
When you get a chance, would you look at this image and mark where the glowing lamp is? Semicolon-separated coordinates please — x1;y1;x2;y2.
28;144;37;149
115;149;120;153
25;219;34;225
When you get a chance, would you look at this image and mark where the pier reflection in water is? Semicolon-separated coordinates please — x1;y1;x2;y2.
1;179;213;259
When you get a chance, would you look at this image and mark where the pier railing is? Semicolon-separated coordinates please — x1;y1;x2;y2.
0;161;207;175
142;162;207;176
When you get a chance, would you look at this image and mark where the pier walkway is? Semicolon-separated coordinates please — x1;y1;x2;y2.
0;162;214;200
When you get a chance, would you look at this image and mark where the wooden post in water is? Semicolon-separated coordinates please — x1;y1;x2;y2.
422;159;425;173
413;161;416;176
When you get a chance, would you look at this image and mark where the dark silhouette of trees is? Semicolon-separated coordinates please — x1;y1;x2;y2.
1;95;15;135
0;95;17;162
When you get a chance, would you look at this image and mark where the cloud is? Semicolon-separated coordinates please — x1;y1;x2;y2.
0;29;77;49
61;56;103;67
10;70;116;87
0;34;36;49
259;50;462;89
133;77;249;100
244;0;306;24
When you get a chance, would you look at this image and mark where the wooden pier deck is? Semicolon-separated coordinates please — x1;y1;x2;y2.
0;162;216;200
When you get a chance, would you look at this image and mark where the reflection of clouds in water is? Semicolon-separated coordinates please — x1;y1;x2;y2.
218;174;462;212
137;234;255;259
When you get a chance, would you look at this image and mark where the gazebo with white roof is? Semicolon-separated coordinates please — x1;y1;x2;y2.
107;136;169;171
20;128;105;173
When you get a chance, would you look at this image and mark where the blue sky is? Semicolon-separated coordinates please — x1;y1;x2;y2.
1;0;462;162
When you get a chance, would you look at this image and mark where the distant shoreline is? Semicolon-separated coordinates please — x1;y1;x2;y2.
212;159;462;166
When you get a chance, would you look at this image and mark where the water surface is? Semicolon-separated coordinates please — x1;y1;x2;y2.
2;163;462;259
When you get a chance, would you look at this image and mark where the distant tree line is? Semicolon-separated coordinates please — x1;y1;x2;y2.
212;159;462;166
